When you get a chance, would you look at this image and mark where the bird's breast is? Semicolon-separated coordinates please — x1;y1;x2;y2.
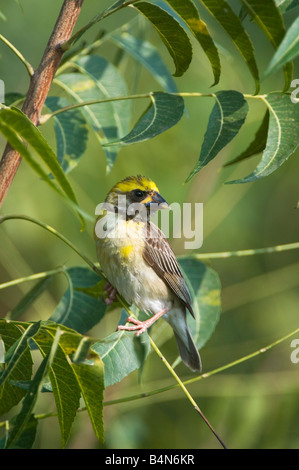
95;217;172;314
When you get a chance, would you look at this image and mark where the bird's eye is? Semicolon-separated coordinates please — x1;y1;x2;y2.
133;189;144;198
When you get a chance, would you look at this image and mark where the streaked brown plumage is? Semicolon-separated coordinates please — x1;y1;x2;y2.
95;175;201;372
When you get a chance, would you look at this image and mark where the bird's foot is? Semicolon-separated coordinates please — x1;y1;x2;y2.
117;317;151;336
117;308;169;336
102;282;117;305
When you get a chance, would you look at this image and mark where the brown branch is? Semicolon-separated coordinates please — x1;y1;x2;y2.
0;0;84;207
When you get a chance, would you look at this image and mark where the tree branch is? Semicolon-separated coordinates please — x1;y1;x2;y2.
0;0;84;208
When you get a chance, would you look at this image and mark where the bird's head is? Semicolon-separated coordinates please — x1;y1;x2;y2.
105;175;170;219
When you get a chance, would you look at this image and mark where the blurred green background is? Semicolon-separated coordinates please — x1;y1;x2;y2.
0;0;299;449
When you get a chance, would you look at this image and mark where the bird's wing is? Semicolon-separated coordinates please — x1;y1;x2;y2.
143;222;194;317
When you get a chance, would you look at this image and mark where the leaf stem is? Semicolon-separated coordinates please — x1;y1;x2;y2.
148;336;227;449
41;91;269;124
181;241;299;260
41;93;152;123
7;327;298;437
105;325;299;403
61;0;140;52
0;33;34;77
0;214;102;277
0;267;65;291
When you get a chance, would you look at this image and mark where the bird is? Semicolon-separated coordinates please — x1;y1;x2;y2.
94;175;202;372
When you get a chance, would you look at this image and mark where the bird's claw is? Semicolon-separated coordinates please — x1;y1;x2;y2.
103;282;117;305
117;316;150;336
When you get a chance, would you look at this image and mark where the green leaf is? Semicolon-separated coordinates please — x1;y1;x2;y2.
33;325;82;448
45;96;89;174
0;338;4;363
92;328;151;387
264;16;299;79
106;92;184;146
49;267;106;334
0;107;84;226
172;258;221;368
199;0;260;93
69;352;105;442
164;0;220;85
274;0;299;13
56;55;130;171
4;92;24;106
240;0;293;90
186;90;249;181
65;0;139;47
0;322;34;416
184;260;221;351
110;32;178;93
5;327;61;449
0;107;78;204
0;322;40;391
224;110;269;167
0;415;37;450
132;1;193;77
227;93;299;183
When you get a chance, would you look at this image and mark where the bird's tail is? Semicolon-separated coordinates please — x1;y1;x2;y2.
164;309;202;372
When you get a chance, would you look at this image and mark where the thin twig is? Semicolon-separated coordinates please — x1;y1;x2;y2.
2;214;297;448
0;267;65;290
149;336;227;449
0;214;100;276
180;241;299;260
40;93;152;124
0;34;34;77
40;91;269;124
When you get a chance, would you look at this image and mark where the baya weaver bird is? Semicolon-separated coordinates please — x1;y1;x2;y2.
95;175;202;372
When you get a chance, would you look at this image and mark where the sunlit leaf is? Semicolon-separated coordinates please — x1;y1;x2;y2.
227;93;299;183
0;322;40;391
69;353;105;442
186;90;249;181
264;16;299;79
131;1;193;77
56;55;130;171
171;258;221;368
92;328;150;387
240;0;293;90
224;111;269;167
199;0;260;93
164;0;220;85
5;327;61;449
0;321;34;416
106;92;184;146
45;96;89;174
33;326;81;448
49;267;106;334
110;32;178;92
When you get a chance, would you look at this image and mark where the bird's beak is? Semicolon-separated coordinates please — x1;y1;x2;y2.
144;191;170;210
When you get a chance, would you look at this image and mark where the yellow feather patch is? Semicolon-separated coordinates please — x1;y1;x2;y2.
113;175;159;194
120;245;134;258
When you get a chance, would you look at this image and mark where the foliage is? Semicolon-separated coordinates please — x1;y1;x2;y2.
0;0;298;449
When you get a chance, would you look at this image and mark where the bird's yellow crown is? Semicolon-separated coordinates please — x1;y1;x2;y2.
111;175;159;195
